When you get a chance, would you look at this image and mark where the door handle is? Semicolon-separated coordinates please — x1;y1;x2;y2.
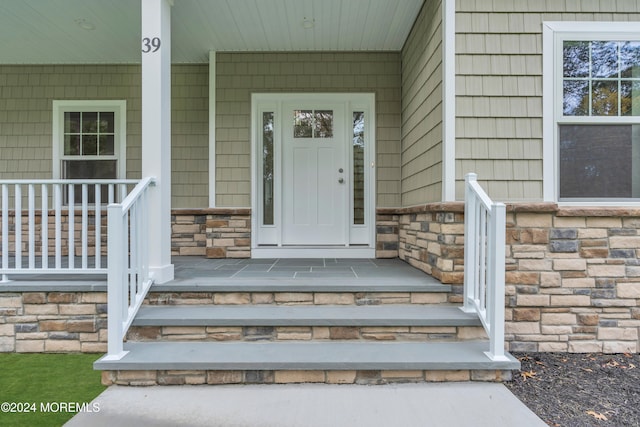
338;178;344;184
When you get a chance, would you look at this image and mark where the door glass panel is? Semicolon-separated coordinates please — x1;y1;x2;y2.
293;110;313;138
353;112;365;225
263;112;274;225
293;110;334;138
314;110;333;138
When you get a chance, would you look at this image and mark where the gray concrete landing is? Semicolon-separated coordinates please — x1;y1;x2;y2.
65;383;546;427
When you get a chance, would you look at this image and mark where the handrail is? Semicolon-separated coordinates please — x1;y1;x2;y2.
104;177;155;360
0;179;139;282
462;173;508;362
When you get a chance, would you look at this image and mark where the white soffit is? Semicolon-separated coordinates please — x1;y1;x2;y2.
0;0;424;64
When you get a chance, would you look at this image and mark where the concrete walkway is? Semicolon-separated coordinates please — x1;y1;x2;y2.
65;383;546;427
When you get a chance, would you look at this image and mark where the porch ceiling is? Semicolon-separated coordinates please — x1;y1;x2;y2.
0;0;424;64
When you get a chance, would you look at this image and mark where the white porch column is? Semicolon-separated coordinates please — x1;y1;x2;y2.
141;0;174;283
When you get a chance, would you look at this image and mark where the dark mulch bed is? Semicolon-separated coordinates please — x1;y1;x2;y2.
506;352;640;427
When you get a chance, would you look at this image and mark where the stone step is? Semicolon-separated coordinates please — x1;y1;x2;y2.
150;276;451;294
95;341;520;372
132;305;480;327
127;305;486;342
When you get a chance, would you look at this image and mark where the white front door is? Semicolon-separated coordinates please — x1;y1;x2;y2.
252;93;376;257
282;103;346;244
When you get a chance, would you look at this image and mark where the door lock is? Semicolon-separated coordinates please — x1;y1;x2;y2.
338;168;344;173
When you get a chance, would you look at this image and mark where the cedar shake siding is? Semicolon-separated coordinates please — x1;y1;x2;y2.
400;0;444;207
214;52;402;207
455;0;640;201
0;64;209;208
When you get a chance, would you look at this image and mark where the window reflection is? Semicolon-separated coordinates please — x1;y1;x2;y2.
293;110;313;138
591;41;618;78
293;110;334;138
263;112;274;225
315;110;333;138
563;41;589;78
563;41;640;117
353;112;365;225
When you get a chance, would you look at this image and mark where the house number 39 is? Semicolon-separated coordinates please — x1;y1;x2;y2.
142;37;161;53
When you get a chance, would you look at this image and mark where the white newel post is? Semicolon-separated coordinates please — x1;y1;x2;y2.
141;0;174;283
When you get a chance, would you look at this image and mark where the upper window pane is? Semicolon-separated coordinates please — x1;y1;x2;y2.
64;112;80;133
563;40;640;117
62;110;117;157
591;41;618;78
563;41;589;78
621;42;640;78
563;80;589;115
99;112;115;133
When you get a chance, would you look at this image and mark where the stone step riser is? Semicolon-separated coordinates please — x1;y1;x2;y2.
102;369;512;386
146;292;452;306
126;325;488;343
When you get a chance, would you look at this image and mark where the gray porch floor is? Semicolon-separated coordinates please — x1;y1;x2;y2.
0;256;449;292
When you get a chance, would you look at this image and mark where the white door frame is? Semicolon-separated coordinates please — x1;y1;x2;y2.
250;93;376;258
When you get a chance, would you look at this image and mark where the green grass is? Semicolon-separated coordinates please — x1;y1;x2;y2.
0;353;106;427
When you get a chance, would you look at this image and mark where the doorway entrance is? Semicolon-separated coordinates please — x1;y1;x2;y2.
251;93;376;257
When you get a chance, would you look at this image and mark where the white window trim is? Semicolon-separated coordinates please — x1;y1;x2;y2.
52;100;127;179
543;21;640;206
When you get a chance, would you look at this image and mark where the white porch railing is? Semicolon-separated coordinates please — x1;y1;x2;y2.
105;177;155;360
0;179;139;282
462;173;508;361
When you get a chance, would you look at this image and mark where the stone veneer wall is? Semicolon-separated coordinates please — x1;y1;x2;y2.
0;292;107;353
377;205;466;291
0;211;108;257
171;209;251;258
505;205;640;353
377;203;640;352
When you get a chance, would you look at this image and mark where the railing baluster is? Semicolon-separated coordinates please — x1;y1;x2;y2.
1;184;8;282
15;185;21;271
141;187;149;287
119;184;127;203
28;184;35;269
55;184;62;269
122;211;130;322
81;184;88;270
95;184;101;270
479;206;486;312
130;204;137;306
41;185;48;270
68;184;74;269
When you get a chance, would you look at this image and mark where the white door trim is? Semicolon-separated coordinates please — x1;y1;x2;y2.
251;93;376;258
